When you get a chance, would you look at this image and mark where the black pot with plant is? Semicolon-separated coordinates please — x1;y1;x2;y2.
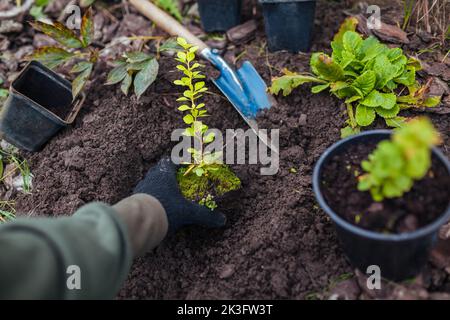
259;0;316;52
0;61;85;152
313;119;450;281
197;0;242;32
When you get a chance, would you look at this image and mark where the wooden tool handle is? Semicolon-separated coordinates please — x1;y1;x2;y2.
129;0;208;51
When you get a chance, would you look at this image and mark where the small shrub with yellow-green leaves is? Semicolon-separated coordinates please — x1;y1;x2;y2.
173;37;240;210
357;117;440;201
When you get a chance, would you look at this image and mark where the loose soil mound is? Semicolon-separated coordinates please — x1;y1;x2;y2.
13;1;450;299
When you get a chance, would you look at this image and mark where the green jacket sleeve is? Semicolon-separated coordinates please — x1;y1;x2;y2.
0;202;132;300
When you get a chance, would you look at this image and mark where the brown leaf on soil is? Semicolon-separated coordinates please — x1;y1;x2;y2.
355;14;409;44
429;240;450;273
439;223;450;240
372;24;409;44
227;20;257;45
428;77;449;97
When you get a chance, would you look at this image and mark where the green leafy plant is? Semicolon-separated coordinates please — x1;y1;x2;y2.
106;52;159;99
0;200;16;223
154;0;183;22
270;17;441;138
29;0;52;21
0;78;8;103
0;145;33;222
174;37;240;210
0;146;33;194
357;117;440;201
29;7;97;98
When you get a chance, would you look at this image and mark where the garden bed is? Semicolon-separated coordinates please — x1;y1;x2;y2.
1;0;449;299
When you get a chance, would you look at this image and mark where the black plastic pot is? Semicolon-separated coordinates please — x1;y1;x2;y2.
313;130;450;281
197;0;242;32
0;61;84;152
260;0;316;53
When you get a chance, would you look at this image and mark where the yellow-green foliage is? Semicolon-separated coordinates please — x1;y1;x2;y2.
174;37;241;210
358;117;440;201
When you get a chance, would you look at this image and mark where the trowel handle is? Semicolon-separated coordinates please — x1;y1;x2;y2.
129;0;208;52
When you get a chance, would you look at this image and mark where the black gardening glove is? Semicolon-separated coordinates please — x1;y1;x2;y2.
133;157;226;233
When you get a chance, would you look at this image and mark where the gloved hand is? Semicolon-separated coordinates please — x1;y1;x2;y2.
133;157;226;233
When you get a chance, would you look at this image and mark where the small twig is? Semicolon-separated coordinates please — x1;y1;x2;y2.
0;0;34;20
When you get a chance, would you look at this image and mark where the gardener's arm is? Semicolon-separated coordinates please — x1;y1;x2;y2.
0;158;225;300
0;194;167;299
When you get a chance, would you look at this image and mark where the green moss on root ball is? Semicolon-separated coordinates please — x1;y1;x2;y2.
177;165;241;210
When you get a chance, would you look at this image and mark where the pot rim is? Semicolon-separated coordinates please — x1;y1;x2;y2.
9;61;85;125
312;129;450;242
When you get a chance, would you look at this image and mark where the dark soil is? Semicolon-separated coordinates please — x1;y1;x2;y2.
321;141;450;234
3;0;449;299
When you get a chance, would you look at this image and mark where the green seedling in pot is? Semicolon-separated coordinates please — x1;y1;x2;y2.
174;37;240;210
29;7;97;98
106;51;159;99
270;17;441;138
357;117;440;201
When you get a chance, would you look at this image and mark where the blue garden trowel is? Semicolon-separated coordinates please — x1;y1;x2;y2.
130;0;278;154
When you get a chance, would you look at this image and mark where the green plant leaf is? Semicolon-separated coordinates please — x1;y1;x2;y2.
80;0;95;6
422;96;441;107
407;57;422;70
81;7;94;47
72;62;93;98
30;6;47;21
203;132;215;143
125;51;152;64
120;73;132;95
159;38;182;52
331;17;358;61
394;67;415;86
340;125;360;138
373;54;398;88
361;90;396;109
314;54;345;81
0;88;8;99
270;72;325;96
70;61;93;73
385;116;407;128
155;0;183;22
29;46;74;69
178;105;190;111
106;64;128;85
311;83;330;93
352;70;376;96
183;114;194;124
343;31;362;53
375;104;400;118
30;21;83;49
355;104;376;126
134;58;159;99
359;36;384;61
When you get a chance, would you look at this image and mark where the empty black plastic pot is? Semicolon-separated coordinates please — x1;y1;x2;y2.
312;130;450;281
0;61;85;152
259;0;316;52
197;0;242;32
